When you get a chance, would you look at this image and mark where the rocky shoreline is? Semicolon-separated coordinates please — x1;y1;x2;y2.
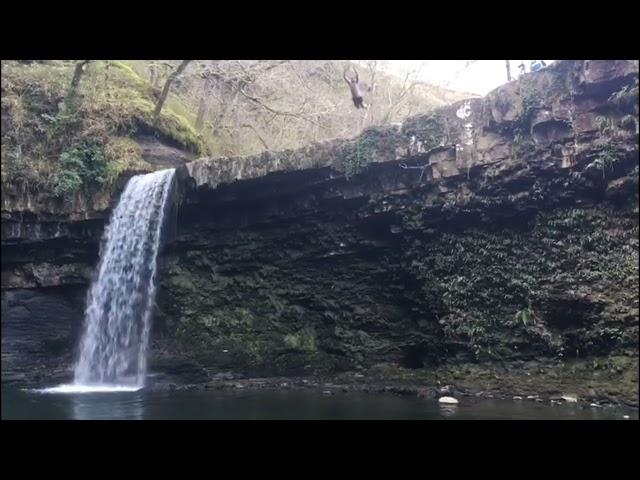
146;377;638;417
147;357;639;411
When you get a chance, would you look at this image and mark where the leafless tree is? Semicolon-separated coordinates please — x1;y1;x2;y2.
195;75;215;131
153;60;192;125
148;60;470;157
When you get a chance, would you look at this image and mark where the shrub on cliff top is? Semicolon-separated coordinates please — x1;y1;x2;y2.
51;144;108;197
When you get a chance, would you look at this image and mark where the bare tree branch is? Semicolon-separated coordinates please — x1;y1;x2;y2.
240;123;270;150
239;85;319;124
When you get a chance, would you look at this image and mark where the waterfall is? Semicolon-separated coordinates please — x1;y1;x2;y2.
69;168;176;390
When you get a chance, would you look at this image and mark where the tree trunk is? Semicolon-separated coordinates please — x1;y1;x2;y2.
153;60;192;126
506;60;512;82
64;60;92;111
195;99;207;132
149;64;156;87
195;76;214;132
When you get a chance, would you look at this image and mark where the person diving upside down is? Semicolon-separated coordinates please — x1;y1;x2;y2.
344;65;372;109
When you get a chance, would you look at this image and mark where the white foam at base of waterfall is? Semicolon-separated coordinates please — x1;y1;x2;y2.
33;384;142;394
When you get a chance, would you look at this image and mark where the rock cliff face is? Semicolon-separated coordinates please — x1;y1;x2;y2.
1;134;191;383
2;60;638;402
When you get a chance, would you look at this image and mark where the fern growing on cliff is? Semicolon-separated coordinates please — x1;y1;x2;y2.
514;307;538;326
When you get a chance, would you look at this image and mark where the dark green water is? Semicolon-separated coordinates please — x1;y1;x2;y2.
2;386;636;420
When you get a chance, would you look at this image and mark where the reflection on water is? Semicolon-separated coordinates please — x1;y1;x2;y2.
438;405;458;417
2;386;637;420
72;392;144;420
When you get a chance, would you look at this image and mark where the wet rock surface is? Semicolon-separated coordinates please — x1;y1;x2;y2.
1;287;85;384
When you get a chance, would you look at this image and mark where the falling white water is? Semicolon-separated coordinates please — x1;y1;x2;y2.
40;169;175;394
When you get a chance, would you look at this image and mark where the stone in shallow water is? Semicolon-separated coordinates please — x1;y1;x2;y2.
561;395;578;403
438;396;459;405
